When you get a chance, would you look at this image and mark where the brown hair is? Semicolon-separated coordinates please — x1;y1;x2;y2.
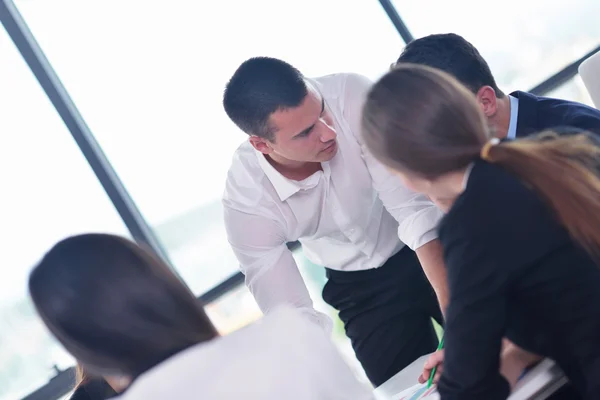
361;63;600;261
29;234;219;378
75;363;89;386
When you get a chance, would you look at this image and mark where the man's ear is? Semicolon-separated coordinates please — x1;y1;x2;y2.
475;86;498;118
249;135;273;154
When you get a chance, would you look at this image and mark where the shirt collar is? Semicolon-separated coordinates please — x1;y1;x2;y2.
506;94;519;140
462;162;475;190
255;150;328;202
255;150;301;201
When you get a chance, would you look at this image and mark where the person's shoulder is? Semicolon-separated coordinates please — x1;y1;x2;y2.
120;307;373;400
312;72;370;86
312;72;372;98
439;161;536;243
514;90;600;134
222;140;274;209
226;140;260;176
226;306;321;345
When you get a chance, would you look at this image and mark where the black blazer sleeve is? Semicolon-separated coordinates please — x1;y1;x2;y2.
437;221;511;400
435;161;562;400
568;110;600;136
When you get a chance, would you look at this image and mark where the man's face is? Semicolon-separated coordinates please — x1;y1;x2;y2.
252;83;338;164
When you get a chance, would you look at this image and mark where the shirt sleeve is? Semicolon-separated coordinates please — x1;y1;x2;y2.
223;205;333;333
436;226;511;400
341;72;443;250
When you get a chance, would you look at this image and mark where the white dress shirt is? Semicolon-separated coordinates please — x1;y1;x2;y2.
116;306;375;400
222;72;443;330
506;94;520;139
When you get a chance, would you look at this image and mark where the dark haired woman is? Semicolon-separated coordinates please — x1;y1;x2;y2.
361;64;600;399
29;234;374;400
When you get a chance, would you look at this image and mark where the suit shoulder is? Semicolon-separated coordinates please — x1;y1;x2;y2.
439;162;537;242
538;96;600;134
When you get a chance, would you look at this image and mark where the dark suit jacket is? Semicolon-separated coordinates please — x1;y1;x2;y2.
437;160;600;400
511;90;600;138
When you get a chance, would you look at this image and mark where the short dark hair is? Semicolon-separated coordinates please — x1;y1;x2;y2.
223;57;308;140
29;234;218;378
396;33;504;98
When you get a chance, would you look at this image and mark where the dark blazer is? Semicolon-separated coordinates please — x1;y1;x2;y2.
69;379;117;400
511;90;600;138
436;160;600;400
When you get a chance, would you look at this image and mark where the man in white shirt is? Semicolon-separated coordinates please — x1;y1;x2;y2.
221;57;447;386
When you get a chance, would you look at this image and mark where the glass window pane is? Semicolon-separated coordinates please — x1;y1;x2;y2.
393;0;600;92
205;285;263;336
0;26;130;399
15;0;404;295
546;75;595;107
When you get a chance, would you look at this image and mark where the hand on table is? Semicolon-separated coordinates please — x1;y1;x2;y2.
500;339;542;388
416;340;541;388
418;350;444;385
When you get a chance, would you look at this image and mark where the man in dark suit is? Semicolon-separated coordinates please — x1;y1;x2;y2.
394;33;600;139
395;33;594;400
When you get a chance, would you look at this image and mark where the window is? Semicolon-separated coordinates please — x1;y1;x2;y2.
0;26;130;400
392;0;600;93
15;0;403;296
546;75;595;106
205;285;262;336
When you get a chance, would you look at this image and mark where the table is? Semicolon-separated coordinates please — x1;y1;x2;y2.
373;354;567;400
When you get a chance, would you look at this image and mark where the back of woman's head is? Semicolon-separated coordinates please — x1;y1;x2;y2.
362;63;491;178
29;234;218;378
362;63;600;262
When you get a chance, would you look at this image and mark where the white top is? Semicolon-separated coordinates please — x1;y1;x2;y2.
506;94;520;139
223;72;443;331
116;306;375;400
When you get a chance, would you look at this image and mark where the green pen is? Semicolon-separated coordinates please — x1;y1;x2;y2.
427;335;445;389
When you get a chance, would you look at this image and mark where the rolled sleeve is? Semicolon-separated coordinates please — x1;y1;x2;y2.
437;225;511;400
398;203;444;250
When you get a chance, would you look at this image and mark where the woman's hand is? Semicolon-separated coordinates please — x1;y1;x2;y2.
416;341;541;388
418;350;445;385
500;340;542;389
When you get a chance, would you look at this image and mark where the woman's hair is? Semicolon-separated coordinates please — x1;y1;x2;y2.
75;363;89;386
361;63;600;261
29;233;219;378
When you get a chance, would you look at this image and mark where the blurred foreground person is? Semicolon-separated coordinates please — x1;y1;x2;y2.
30;233;374;400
